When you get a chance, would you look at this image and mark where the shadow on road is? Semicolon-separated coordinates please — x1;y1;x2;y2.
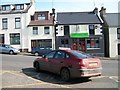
22;68;91;85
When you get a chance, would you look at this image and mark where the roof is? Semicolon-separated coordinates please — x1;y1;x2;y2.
56;12;102;25
28;20;53;26
0;3;32;14
103;13;120;27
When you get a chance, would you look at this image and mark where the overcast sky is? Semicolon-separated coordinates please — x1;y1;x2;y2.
0;0;120;13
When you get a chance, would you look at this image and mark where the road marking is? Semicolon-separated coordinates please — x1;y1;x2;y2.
1;82;71;88
109;76;119;83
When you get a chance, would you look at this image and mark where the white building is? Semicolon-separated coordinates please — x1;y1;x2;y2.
0;0;35;52
27;11;54;52
100;7;120;58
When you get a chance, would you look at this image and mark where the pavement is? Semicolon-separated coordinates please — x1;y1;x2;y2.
19;52;119;60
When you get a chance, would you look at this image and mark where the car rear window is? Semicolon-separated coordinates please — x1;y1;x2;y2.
71;51;91;59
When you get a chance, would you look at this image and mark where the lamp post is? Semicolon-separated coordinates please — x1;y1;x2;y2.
52;8;56;50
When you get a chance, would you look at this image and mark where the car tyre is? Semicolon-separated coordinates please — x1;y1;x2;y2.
34;62;40;72
35;52;39;56
60;68;70;82
9;50;14;55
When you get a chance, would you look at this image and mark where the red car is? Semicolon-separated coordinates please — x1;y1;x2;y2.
33;50;102;81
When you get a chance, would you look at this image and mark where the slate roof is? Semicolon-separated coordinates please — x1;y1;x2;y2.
103;13;120;27
57;12;102;25
0;3;32;14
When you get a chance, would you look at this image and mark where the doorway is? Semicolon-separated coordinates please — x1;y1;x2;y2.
118;44;120;55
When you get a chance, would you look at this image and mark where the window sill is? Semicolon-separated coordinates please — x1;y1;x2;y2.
87;48;100;50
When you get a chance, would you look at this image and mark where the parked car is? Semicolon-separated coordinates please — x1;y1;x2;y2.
31;47;53;56
33;49;102;81
0;43;20;54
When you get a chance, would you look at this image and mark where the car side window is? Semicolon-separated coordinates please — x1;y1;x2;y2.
46;51;56;59
65;53;70;59
54;51;65;59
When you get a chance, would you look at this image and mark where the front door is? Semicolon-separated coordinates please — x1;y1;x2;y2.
118;44;120;55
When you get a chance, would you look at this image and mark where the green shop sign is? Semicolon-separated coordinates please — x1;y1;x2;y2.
70;33;89;38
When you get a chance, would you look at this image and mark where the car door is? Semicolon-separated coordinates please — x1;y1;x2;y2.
49;51;69;73
1;44;9;53
41;51;56;71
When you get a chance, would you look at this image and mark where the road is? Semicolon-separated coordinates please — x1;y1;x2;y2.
0;54;119;89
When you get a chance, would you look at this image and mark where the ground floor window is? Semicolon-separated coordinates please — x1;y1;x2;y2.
0;34;4;43
87;38;99;49
31;39;52;48
10;33;20;45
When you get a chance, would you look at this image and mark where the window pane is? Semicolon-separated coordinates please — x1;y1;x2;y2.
87;38;99;49
10;33;20;45
33;27;38;35
15;18;21;29
87;39;91;48
38;14;46;20
2;18;8;29
89;25;95;35
44;27;50;34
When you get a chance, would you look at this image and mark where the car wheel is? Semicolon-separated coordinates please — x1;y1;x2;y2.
34;62;40;72
60;68;70;82
35;52;39;56
9;50;14;55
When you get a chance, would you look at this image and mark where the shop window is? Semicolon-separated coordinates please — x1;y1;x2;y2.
87;38;99;49
10;33;20;45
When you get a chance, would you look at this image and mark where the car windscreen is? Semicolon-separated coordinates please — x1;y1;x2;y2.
71;51;92;59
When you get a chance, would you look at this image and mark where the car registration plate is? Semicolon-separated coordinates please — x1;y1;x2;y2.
89;63;97;66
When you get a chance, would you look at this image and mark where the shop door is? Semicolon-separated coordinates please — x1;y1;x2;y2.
72;38;86;52
118;44;120;55
0;34;4;44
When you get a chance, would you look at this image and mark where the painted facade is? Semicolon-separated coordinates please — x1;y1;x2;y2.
0;1;35;52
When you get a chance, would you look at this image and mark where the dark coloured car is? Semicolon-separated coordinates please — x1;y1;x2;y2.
0;43;20;54
33;50;102;81
31;47;52;56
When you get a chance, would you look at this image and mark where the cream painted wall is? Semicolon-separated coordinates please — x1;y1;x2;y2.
109;27;119;57
28;26;54;52
57;24;102;36
0;3;35;51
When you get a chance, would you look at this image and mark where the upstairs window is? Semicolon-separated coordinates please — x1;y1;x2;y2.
33;27;38;35
37;14;46;20
44;27;50;34
15;17;21;29
15;5;24;10
117;28;120;39
2;18;8;30
89;25;95;35
2;5;10;11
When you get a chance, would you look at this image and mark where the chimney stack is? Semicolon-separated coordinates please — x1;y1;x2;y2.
99;7;106;16
93;7;98;14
